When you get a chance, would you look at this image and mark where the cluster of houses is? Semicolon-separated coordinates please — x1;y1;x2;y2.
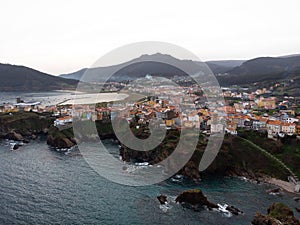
52;94;300;141
0;98;42;113
2;82;300;140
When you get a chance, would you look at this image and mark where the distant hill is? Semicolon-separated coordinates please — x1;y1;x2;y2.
60;57;245;81
0;63;78;91
59;68;87;80
205;60;245;74
217;56;300;85
39;53;300;90
59;53;209;82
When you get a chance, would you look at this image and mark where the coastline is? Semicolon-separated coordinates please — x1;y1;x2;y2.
1;111;300;196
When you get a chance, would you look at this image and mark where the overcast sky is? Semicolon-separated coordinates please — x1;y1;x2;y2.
0;0;300;75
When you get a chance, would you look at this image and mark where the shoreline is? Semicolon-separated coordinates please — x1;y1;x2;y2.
4;134;300;196
262;177;300;195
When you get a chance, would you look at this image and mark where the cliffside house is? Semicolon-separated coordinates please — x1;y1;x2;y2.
252;117;268;131
225;121;238;135
281;122;296;136
211;123;224;133
54;116;73;127
267;120;281;138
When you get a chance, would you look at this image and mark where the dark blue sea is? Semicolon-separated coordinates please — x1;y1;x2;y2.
0;139;300;225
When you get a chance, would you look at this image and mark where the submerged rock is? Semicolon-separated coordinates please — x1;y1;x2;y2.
252;202;300;225
175;189;218;210
157;195;168;205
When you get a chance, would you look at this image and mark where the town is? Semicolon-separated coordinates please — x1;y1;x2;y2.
1;78;300;142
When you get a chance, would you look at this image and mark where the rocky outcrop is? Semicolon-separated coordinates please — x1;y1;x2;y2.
47;126;76;149
175;189;218;210
252;203;300;225
47;135;76;149
5;131;24;141
120;129;201;180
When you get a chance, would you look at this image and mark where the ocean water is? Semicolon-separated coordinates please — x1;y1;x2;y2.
0;139;300;225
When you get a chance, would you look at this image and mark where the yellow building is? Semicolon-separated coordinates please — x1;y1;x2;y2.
165;119;175;127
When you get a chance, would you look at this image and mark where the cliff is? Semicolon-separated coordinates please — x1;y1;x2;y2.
3;113;291;181
120;131;291;181
46;120;116;149
0;112;53;140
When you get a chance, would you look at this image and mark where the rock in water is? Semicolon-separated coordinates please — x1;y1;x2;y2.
266;188;281;195
47;135;75;149
294;197;300;202
5;131;24;141
23;139;30;144
175;189;218;210
13;144;21;150
252;202;300;225
31;134;37;140
226;205;244;215
157;195;167;205
252;213;282;225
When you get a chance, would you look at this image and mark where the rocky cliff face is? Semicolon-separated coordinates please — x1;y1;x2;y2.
47;126;76;149
120;132;290;181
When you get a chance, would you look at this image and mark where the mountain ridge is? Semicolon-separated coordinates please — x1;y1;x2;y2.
2;53;300;92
